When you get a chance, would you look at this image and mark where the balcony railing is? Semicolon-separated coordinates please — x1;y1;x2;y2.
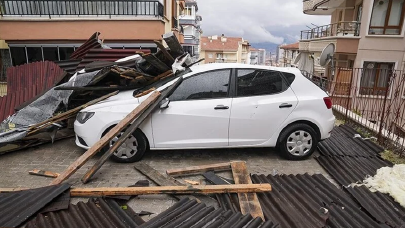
0;0;164;17
301;21;360;40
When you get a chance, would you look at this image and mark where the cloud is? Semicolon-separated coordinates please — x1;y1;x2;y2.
197;0;331;44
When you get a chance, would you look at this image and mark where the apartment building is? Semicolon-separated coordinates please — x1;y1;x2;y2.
279;42;299;67
250;47;266;65
179;0;202;61
199;35;250;64
0;0;184;70
301;0;405;142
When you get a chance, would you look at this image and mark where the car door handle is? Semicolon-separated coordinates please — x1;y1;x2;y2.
214;105;229;110
279;103;293;108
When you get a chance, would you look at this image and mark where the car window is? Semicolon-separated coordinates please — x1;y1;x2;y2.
170;69;231;101
236;69;289;97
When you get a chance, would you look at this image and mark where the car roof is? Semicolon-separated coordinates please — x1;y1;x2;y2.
188;63;301;76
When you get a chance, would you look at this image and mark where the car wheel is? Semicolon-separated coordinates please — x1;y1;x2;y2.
102;128;148;163
278;123;318;160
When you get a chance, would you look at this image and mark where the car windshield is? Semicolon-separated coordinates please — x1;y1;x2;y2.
132;68;192;97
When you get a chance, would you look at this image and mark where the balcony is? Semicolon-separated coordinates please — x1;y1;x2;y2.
0;0;164;18
303;0;345;15
300;22;360;54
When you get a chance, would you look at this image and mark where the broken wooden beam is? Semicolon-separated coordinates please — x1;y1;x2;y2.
231;161;265;220
29;169;60;178
166;162;232;177
50;91;161;185
154;40;175;63
70;184;272;197
81;77;184;184
142;53;171;72
163;32;184;58
54;86;139;91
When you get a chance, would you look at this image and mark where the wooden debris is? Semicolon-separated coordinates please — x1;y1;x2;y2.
70;184;272;197
142;53;171;72
184;180;200;185
135;87;156;98
29;169;60;178
166;162;232;177
134;162;218;207
28;91;119;136
81;77;184;184
231;161;265;220
163;32;185;58
50;91;161;185
154;40;175;63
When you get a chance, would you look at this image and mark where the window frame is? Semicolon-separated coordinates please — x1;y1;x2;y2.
169;68;233;102
233;68;292;98
368;0;405;35
359;61;394;96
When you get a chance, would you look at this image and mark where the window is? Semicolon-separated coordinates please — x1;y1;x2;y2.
10;47;26;66
369;0;405;35
59;47;75;60
236;69;289;97
360;62;394;95
43;47;59;61
170;69;230;101
208;53;213;58
26;47;42;63
216;53;223;59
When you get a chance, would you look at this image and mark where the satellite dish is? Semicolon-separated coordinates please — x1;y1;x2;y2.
294;52;302;65
319;43;335;67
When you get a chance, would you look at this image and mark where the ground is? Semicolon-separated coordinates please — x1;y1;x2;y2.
0;137;333;220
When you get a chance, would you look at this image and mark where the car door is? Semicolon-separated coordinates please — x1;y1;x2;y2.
152;69;232;148
229;69;298;146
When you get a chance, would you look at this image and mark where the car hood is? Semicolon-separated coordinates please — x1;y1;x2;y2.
82;90;140;112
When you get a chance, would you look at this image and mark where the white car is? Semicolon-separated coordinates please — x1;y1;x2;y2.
74;63;335;162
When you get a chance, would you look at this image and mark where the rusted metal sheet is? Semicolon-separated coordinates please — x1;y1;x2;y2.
76;49;150;71
138;198;277;228
26;198;144;228
251;174;382;228
55;59;82;75
315;156;393;186
318;125;384;157
70;32;102;60
346;186;405;228
6;61;65;94
0;184;69;227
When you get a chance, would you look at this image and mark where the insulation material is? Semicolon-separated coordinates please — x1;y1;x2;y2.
356;164;405;207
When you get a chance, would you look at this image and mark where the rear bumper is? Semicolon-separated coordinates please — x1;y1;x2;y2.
320;115;335;139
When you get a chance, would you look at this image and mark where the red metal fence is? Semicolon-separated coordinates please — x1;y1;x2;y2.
303;67;405;156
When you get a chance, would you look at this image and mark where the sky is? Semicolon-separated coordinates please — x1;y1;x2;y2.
197;0;331;45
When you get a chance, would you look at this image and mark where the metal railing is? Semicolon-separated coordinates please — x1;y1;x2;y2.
303;67;405;155
301;21;360;40
0;0;164;17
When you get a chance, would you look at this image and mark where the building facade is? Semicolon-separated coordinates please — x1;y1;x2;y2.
0;0;184;70
279;42;299;67
179;0;203;61
199;35;250;64
249;47;266;65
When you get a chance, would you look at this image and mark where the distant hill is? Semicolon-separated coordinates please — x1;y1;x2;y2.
250;43;279;53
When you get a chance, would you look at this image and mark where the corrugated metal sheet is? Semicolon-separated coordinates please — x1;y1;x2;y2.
346;186;405;228
55;59;81;75
315;156;393;186
0;184;69;228
139;198;277;228
70;32;102;60
6;61;65;94
318;125;384;157
76;49;150;70
26;198;144;228
251;174;382;228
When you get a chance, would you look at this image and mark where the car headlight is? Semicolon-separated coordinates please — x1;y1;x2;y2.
76;112;95;124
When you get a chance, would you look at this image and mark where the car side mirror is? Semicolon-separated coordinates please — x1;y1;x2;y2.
160;98;170;109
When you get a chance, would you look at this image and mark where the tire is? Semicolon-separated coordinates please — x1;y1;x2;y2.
278;123;318;160
102;128;148;163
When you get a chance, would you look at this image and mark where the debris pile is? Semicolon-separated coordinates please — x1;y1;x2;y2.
0;31;194;155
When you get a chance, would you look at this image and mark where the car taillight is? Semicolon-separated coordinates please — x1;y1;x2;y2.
323;97;332;109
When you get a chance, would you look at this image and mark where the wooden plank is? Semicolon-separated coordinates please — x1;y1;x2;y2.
153;40;175;63
231;161;265;220
134;162;218;207
162;32;184;58
142;53;171;72
166;162;232;177
81;77;184;184
50;91;161;185
29;169;60;178
70;184;272;197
